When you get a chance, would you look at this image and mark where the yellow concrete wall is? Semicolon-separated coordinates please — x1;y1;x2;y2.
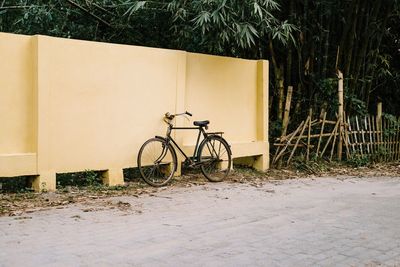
184;53;258;143
0;33;37;176
183;54;268;163
35;35;181;174
0;32;269;190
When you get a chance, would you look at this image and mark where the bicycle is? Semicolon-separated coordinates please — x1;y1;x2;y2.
137;111;232;187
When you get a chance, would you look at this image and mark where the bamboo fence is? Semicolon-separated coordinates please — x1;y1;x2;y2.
272;113;400;165
346;115;400;161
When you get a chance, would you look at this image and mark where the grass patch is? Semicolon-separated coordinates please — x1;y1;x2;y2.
123;167;142;182
57;170;102;189
0;176;34;193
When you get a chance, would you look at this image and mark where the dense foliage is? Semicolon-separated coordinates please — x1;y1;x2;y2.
1;0;399;133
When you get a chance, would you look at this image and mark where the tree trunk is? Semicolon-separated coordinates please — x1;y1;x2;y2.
321;1;332;79
269;41;285;120
365;3;393;106
341;0;360;78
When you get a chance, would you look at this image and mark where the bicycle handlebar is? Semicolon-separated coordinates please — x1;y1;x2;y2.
164;111;192;124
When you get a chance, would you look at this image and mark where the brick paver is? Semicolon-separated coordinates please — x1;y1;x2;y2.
1;176;400;266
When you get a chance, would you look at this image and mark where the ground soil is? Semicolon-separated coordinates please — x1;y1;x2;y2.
1;162;400;217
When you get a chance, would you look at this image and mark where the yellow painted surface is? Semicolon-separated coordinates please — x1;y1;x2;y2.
0;33;36;155
184;53;258;144
36;35;179;174
0;154;37;177
0;33;269;191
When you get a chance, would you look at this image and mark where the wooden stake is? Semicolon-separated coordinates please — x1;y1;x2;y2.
396;117;400;160
355;116;364;156
342;127;350;159
337;70;344;160
377;102;382;124
330;120;339;161
342;111;350;159
383;117;387;162
389;118;393;161
287;116;310;165
281;86;293;137
306;109;313;161
397;117;400;160
364;117;370;155
316;111;327;157
321;119;340;158
273;120;305;164
368;115;374;156
347;117;356;155
360;116;367;156
376;115;382;162
351;117;359;156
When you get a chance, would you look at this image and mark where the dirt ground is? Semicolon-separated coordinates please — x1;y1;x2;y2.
1;162;400;217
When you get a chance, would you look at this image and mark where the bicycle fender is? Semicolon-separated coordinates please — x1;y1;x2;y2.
155;136;167;141
206;135;232;153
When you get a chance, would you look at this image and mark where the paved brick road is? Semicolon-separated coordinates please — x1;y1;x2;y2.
1;176;400;267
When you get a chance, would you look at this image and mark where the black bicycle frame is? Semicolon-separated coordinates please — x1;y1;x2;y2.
165;125;208;164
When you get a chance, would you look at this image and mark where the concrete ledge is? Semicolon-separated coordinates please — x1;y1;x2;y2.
32;171;56;192
102;169;125;187
0;153;37;177
182;141;269;171
182;141;268;158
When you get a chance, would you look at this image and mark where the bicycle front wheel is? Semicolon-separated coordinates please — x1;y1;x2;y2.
137;137;177;187
198;136;232;182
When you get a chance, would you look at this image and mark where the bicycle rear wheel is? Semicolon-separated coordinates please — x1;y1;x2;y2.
137;137;177;187
198;135;232;182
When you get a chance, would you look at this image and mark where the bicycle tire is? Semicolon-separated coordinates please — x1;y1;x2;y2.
137;137;177;187
198;135;232;182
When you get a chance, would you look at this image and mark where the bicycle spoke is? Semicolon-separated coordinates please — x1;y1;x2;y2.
138;138;176;186
199;136;231;182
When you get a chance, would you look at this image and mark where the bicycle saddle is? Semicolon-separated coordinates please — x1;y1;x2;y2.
193;120;210;127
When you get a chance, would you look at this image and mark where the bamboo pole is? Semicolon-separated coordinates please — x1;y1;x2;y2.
390;118;394;161
342;111;350;159
368;115;374;156
383;117;387;162
354;116;363;156
360;116;367;156
330;120;339;161
392;118;396;161
272;146;281;165
378;115;383;161
343;112;351;159
353;119;361;157
318;119;338;125
392;118;397;161
281;86;293;137
393;118;397;161
377;102;383;161
337;70;344;160
364;117;370;155
388;118;393;161
321;119;340;158
397;117;400;161
287;116;311;165
377;102;382;124
342;126;350;159
316;111;327;157
276;129;298;142
347;117;356;155
306;109;313;161
394;117;397;161
289;132;340;140
273;143;313;147
386;117;390;161
273;120;306;164
396;117;400;160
